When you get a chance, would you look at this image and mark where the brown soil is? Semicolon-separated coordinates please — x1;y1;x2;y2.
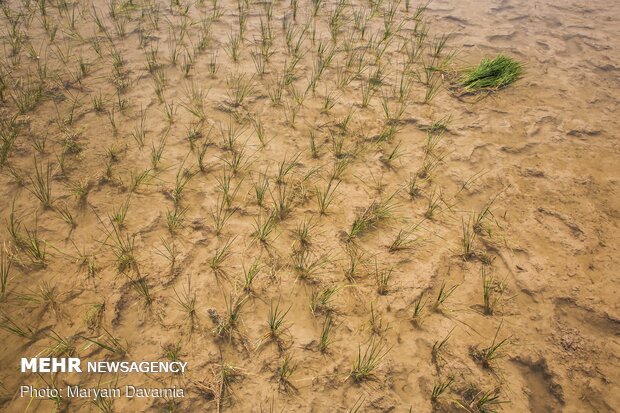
0;0;618;411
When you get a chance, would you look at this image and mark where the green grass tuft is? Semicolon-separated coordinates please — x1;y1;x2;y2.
460;55;523;92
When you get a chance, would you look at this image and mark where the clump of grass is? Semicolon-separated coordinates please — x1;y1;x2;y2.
319;315;334;353
460;55;523;92
27;158;53;208
369;303;389;336
431;376;454;402
349;338;391;382
455;388;509;413
347;193;397;241
0;315;36;339
434;281;457;311
213;292;247;338
210;237;235;275
242;259;261;292
81;327;128;356
412;292;428;326
309;285;341;315
259;298;291;349
172;277;197;328
471;323;511;369
277;354;298;392
482;266;506;315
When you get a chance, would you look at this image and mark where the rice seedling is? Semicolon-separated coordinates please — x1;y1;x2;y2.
27;157;53;208
277;354;298;392
349;338;391;382
431;376;453;402
154;237;179;267
283;99;301;128
67;179;90;205
381;141;405;167
423;75;442;104
473;196;498;236
318;315;334;353
251;171;270;207
424;187;443;219
55;202;76;228
410;291;428;326
461;215;478;260
209;237;235;274
211;195;236;236
309;130;320;159
214;292;247;337
30;133;47;154
481;266;506;316
369;302;389;336
128;168;152;193
216;169;243;208
224;31;242;63
166;205;187;233
46;330;77;357
456;388;509;413
434;281;457;311
110;196;130;229
266;298;291;342
130;106;147;148
208;51;219;76
162;98;177;124
293;217;315;248
22;225;47;266
151;133;168;169
222;147;252;175
99;217;136;273
126;272;153;305
275;153;300;184
292;249;330;281
347;193;397;241
252;116;268;147
162;342;183;364
11;78;44;114
374;259;392;295
251;213;276;245
171;163;194;206
388;221;422;252
18;282;60;317
309;285;341;315
227;73;255;107
107;107;118;135
145;45;160;73
0;315;36;340
431;328;453;364
331;133;346;159
268;74;285;105
242;259;261;292
219;116;248;151
81;327;128;356
172;277;197;326
471;323;511;369
181;50;194;77
459;55;523;92
270;183;293;221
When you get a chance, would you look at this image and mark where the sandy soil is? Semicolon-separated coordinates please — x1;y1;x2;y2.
0;0;618;411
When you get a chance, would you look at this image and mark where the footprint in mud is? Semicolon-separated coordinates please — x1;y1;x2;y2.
533;207;587;252
513;357;564;412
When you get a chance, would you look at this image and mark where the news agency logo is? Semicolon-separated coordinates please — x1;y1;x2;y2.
20;358;188;373
21;358;82;373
